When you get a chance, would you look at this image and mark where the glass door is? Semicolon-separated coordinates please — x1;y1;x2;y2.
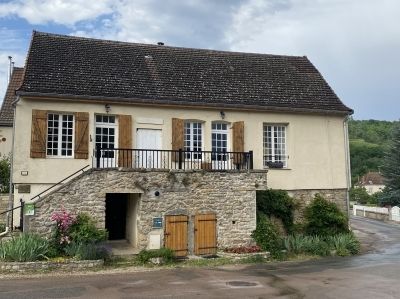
95;115;117;167
211;122;229;169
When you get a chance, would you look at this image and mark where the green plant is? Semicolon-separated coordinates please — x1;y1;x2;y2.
69;213;108;244
251;213;283;257
64;242;111;260
0;223;6;233
0;154;10;193
256;189;296;233
0;233;49;262
283;235;330;256
136;248;175;264
304;194;349;236
327;233;360;256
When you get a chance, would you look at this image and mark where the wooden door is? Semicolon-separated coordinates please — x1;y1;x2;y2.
164;215;188;257
194;213;217;255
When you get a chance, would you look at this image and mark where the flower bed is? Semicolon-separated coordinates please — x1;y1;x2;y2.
0;259;104;273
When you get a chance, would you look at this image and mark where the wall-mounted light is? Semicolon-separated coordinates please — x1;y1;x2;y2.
220;111;225;119
105;104;111;113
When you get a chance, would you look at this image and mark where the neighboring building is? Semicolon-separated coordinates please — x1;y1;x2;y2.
0;67;24;158
358;172;385;195
11;31;352;255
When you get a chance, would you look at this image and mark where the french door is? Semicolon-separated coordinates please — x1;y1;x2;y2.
95;115;118;167
211;122;229;169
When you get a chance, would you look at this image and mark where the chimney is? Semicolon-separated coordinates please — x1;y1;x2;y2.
7;56;13;83
157;42;164;46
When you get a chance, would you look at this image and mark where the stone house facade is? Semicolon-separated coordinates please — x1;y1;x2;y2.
6;31;352;255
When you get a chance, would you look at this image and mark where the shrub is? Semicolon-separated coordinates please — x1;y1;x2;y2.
0;223;6;233
283;235;330;256
136;248;175;264
304;194;349;236
256;189;296;233
327;233;360;256
0;154;10;193
0;233;49;262
51;208;76;246
65;242;111;260
69;213;108;244
251;213;283;256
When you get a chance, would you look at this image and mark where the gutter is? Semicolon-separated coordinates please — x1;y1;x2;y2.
3;95;20;234
16;91;354;116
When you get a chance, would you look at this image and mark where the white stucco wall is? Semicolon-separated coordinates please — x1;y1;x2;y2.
12;97;349;203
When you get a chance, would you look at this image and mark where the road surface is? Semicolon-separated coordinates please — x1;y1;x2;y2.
1;216;399;299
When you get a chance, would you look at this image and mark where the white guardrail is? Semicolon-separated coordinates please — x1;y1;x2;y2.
353;205;400;222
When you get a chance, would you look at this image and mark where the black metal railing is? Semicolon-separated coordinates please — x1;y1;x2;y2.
0;165;90;232
94;148;253;170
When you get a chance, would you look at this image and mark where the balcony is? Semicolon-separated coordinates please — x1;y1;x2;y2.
93;148;253;171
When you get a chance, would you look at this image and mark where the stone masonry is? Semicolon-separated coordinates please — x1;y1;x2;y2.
287;189;348;222
25;169;268;252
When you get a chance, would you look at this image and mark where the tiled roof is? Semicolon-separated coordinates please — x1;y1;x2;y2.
359;172;385;186
0;67;24;126
18;31;352;114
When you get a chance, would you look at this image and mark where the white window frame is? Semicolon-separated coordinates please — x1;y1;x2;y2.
211;121;230;161
46;113;74;158
184;121;203;160
263;124;288;168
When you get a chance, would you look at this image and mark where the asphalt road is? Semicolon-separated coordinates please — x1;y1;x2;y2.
1;216;400;299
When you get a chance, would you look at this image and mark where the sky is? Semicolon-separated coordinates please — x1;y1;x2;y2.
0;0;398;121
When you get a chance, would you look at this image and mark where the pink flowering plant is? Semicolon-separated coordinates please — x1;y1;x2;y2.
50;207;76;246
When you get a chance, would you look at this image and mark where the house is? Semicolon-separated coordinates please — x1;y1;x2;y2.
0;67;23;225
0;67;23;158
358;172;385;195
9;31;352;255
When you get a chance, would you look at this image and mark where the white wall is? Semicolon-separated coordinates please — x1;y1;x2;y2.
12;97;349;201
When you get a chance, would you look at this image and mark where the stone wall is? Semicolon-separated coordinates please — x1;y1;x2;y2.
0;194;10;224
0;259;103;273
25;169;267;252
287;189;348;222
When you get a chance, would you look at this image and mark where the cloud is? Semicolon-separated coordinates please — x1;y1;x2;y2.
71;0;242;49
224;0;400;120
0;0;115;26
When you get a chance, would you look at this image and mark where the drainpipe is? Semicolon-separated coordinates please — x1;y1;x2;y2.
343;116;351;221
6;95;20;232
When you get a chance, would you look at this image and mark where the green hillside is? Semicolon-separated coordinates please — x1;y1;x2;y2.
348;119;398;184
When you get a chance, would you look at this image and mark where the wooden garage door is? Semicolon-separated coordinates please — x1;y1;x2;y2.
164;215;188;257
194;213;217;255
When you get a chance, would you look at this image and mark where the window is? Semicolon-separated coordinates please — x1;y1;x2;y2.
47;113;74;157
263;124;287;168
95;115;117;159
212;122;228;161
184;122;202;159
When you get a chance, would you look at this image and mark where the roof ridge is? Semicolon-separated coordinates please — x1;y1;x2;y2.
32;30;307;59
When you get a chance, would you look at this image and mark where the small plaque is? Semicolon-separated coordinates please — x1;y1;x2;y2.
152;217;163;228
24;203;35;216
18;184;31;194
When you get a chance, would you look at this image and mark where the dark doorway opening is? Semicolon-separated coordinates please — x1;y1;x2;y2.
106;193;128;240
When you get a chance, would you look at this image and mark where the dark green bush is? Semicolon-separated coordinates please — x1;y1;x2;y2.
304;194;349;236
0;223;6;233
136;248;175;264
251;213;283;257
69;213;108;243
256;189;295;233
0;233;49;262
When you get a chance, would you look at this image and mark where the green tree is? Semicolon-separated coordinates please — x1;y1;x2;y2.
0;155;10;193
349;187;372;204
379;123;400;206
